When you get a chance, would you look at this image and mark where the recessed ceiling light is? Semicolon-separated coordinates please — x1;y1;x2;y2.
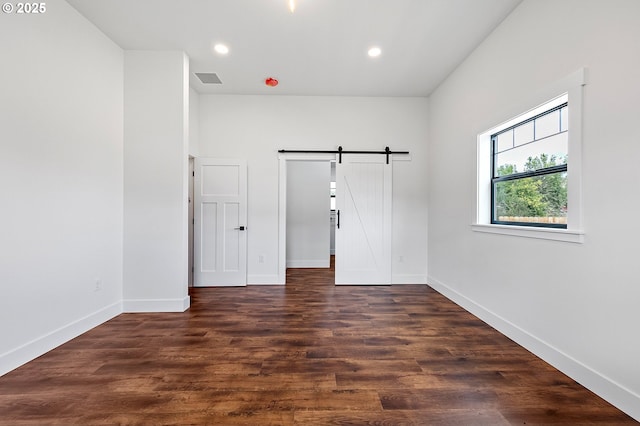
368;47;382;58
214;44;229;55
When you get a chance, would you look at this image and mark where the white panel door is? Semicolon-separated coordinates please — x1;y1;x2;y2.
194;158;247;286
335;154;392;285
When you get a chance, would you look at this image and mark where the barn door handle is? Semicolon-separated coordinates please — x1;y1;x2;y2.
234;226;246;231
336;210;340;229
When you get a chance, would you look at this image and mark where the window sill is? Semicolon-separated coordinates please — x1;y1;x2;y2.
471;223;584;243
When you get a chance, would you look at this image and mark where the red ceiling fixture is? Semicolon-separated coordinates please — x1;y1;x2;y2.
265;77;279;87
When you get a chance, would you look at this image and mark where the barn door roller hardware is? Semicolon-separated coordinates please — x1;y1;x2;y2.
278;146;409;164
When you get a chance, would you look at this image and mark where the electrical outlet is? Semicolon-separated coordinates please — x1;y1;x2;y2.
95;278;102;292
258;255;265;264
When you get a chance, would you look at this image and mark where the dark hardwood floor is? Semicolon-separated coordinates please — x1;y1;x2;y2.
0;260;636;425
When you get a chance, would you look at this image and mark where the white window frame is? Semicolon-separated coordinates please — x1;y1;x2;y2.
472;68;586;243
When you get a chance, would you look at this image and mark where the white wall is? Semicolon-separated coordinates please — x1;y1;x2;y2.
123;51;190;312
188;88;199;287
287;161;331;268
427;0;640;419
198;95;429;284
0;0;123;375
189;88;200;157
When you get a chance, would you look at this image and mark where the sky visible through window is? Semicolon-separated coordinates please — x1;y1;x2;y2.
494;105;568;176
495;131;567;174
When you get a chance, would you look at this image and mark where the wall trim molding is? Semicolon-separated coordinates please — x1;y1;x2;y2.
0;301;122;377
248;274;283;285
392;274;428;285
286;260;331;268
250;274;428;286
123;296;190;313
427;275;640;422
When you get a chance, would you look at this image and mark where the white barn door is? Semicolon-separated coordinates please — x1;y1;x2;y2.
335;154;392;285
194;158;247;287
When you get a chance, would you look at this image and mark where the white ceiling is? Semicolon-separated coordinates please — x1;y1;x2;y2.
66;0;522;97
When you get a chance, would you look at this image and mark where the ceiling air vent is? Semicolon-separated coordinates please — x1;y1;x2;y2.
195;72;222;84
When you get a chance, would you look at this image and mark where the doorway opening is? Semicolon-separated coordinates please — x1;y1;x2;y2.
284;159;333;283
188;156;194;287
285;255;335;287
278;153;335;284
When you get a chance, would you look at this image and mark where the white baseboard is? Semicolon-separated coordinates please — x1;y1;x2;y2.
286;259;330;268
392;274;428;284
427;275;640;422
0;301;122;377
253;274;429;286
123;295;190;313
248;274;283;285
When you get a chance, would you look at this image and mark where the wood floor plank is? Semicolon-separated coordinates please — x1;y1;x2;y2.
0;259;636;424
335;371;452;390
152;372;337;392
294;408;512;426
379;388;500;410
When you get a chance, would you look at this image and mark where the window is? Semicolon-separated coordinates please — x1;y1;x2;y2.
472;68;586;243
491;103;568;228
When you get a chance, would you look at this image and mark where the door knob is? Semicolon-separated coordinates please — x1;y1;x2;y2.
235;226;246;231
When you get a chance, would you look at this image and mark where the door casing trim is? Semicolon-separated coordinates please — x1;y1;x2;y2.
277;153;336;285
